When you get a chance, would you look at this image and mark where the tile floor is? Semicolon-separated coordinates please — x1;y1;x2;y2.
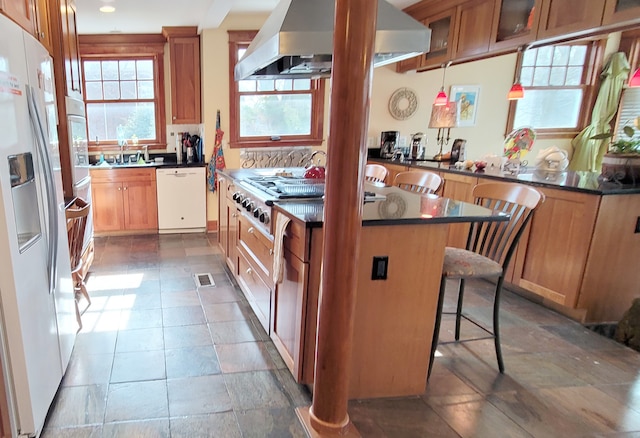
41;233;640;437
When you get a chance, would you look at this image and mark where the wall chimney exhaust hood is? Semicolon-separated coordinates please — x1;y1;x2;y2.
234;0;431;80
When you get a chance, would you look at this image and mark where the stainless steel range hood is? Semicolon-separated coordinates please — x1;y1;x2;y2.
234;0;431;80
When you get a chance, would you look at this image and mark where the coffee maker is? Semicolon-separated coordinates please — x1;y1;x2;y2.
380;131;399;159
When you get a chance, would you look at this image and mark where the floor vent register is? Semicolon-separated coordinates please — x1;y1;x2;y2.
194;273;215;288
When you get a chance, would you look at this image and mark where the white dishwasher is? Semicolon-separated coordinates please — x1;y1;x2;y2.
156;167;206;233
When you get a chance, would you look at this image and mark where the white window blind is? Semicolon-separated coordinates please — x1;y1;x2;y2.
615;87;640;142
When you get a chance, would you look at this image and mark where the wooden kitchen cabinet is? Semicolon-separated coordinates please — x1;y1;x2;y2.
218;175;239;274
237;213;274;333
0;0;35;35
163;27;201;124
537;0;607;40
272;247;308;380
490;0;542;52
90;168;158;234
380;162;409;185
511;186;600;309
454;0;496;60
56;0;82;99
441;172;477;247
34;0;52;53
603;0;640;25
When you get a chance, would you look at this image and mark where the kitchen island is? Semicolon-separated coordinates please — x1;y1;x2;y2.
369;157;640;324
218;168;507;399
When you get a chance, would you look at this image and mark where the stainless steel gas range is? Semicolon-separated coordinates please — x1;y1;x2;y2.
230;171;325;235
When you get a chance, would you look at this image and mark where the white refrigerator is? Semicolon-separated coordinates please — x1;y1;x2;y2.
0;14;76;437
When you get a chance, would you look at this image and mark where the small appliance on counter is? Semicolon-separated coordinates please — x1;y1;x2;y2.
450;139;467;164
410;132;425;160
178;132;203;164
380;131;399;159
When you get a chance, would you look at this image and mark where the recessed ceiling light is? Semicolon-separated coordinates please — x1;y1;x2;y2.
99;5;115;13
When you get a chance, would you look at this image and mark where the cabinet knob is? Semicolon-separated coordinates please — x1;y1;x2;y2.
269;249;274;255
247;227;255;234
246;268;253;275
118;187;121;191
231;213;238;218
124;187;128;191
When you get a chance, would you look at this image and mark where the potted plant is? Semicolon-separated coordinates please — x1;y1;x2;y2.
593;123;640;183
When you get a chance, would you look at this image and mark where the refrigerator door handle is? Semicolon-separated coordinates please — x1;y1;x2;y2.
26;86;58;295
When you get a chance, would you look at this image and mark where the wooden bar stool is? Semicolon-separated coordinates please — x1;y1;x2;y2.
65;197;91;331
394;170;442;194
429;183;544;377
364;164;388;184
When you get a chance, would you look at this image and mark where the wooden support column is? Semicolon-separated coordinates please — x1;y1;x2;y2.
296;0;377;435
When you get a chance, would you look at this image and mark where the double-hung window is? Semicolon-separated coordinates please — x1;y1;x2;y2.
508;41;603;138
228;31;325;148
79;35;166;150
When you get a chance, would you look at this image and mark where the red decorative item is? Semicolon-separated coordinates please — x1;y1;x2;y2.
208;110;226;192
303;166;326;179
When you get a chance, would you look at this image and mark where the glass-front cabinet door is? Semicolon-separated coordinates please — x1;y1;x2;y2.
422;8;456;69
491;0;543;51
603;0;640;25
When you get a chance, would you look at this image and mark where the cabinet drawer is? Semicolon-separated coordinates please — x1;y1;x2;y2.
238;250;271;333
238;214;274;280
283;215;308;262
90;167;156;183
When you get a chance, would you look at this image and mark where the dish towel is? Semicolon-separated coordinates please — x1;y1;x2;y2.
272;213;291;284
208;110;226;193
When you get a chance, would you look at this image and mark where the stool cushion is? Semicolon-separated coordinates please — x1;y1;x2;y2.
442;247;503;279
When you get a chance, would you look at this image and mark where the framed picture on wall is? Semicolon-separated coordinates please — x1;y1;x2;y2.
450;85;480;127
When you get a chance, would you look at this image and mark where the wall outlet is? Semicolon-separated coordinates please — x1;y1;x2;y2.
371;256;388;280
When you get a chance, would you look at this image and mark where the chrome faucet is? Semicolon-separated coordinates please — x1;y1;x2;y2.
119;140;128;164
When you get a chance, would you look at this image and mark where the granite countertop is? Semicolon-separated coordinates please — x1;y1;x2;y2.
368;157;640;195
274;183;509;228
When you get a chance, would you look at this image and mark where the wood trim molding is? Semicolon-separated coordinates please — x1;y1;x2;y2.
162;26;198;38
79;34;166;54
207;220;218;232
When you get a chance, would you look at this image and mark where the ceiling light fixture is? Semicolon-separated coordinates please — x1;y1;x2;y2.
508;46;527;100
629;67;640;87
434;62;452;106
99;5;115;13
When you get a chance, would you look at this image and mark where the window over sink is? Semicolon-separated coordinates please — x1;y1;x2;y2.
228;31;325;149
78;34;167;151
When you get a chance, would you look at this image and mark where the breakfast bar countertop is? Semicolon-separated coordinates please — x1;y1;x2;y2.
367;157;640;195
274;183;509;228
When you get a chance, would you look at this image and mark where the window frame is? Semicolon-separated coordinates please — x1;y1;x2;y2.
505;39;605;139
78;34;167;152
228;30;325;149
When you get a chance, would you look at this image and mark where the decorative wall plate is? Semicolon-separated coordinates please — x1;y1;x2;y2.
388;87;418;120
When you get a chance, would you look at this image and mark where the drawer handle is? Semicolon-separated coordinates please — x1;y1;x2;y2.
248;227;255;234
231;213;238;217
246;268;253;275
269;249;274;255
118;187;122;191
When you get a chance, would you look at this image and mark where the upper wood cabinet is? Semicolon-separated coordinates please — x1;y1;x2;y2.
603;0;640;25
537;0;607;40
163;27;201;124
49;0;82;99
490;0;542;51
0;0;36;34
34;0;52;53
454;0;496;59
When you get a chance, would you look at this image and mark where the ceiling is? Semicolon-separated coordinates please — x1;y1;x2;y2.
76;0;420;35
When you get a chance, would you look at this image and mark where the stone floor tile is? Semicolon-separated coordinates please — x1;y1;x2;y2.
224;371;291;411
165;345;221;378
104;380;168;422
235;407;307;438
216;342;276;373
167;375;232;416
102;419;169;438
110;350;166;383
170;413;242;438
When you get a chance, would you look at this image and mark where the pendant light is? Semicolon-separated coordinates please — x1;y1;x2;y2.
508;46;526;100
434;62;452;106
629;68;640;87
